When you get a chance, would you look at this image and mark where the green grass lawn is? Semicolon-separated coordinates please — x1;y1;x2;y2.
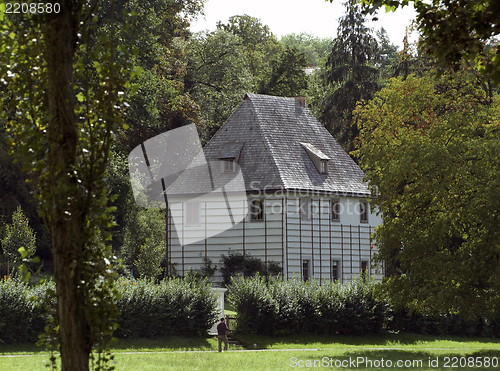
1;333;499;371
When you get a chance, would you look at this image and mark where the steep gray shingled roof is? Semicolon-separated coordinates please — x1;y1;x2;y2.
166;93;370;197
204;93;369;196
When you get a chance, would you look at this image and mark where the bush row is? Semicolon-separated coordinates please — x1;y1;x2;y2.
115;277;219;338
0;278;55;343
0;276;219;343
228;275;500;337
228;275;386;336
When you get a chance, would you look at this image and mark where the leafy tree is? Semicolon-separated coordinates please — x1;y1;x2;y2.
375;27;399;80
135;236;165;280
258;46;309;97
1;206;36;274
354;70;500;319
354;0;500;84
0;1;140;369
184;29;253;143
280;32;332;67
120;208;166;277
320;0;380;154
105;0;205;157
216;14;282;87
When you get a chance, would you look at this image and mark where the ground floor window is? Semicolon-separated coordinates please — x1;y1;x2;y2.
361;260;369;277
302;260;310;281
332;260;340;281
250;199;265;221
185;201;200;225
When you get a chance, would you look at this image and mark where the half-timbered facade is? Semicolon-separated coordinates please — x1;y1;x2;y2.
165;94;383;283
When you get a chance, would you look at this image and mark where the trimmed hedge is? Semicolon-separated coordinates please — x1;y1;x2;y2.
115;277;219;338
0;276;218;343
228;275;386;336
228;275;499;337
0;278;55;343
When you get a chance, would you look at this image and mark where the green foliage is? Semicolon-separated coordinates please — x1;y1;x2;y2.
184;29;253;144
0;276;218;343
316;278;386;335
114;277;218;338
228;275;278;335
228;276;385;336
108;0;205;156
120;208;166;278
375;27;399;80
1;206;36;272
320;0;380;154
355;70;500;318
0;2;141;369
216;15;282;82
356;0;500;84
220;252;281;286
280;33;332;67
258;46;309;97
135;236;165;280
0;277;55;343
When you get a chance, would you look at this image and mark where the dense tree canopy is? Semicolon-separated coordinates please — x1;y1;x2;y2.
0;0;204;369
280;32;331;67
354;0;500;84
184;29;253;143
217;14;282;82
355;70;500;318
321;0;380;154
258;46;309;97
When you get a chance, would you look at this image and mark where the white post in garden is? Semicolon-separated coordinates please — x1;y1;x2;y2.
209;287;227;335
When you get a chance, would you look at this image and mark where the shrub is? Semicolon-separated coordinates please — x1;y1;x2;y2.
114;277;219;338
0;277;55;343
229;276;386;336
0;276;218;343
316;277;386;335
227;275;277;335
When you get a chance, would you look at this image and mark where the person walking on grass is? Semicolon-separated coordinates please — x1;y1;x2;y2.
217;317;229;352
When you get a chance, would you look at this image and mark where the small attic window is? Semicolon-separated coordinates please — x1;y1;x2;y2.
300;142;330;175
222;159;234;173
320;160;328;174
218;142;244;173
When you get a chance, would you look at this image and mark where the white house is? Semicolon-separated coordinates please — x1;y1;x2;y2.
164;94;384;284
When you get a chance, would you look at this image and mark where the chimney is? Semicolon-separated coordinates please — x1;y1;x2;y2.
294;96;306;108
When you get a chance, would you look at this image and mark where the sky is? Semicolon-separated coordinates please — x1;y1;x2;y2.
190;0;418;49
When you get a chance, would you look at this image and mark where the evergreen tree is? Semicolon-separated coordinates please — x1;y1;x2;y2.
1;206;36;275
320;0;380;154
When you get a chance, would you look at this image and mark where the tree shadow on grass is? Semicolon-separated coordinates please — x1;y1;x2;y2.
111;335;216;352
305;349;500;371
0;335;217;355
235;332;500;350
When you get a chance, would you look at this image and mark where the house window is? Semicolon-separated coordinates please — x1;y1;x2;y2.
320;160;328;174
222;159;234;173
301;198;311;220
360;201;368;223
361;260;369;278
331;200;340;222
185;202;200;225
250;199;264;221
332;260;340;281
302;260;310;281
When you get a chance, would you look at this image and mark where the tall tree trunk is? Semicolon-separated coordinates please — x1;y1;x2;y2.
42;5;91;371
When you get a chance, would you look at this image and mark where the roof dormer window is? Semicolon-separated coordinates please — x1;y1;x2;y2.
222;159;235;173
320;160;328;174
218;142;244;174
300;142;330;175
